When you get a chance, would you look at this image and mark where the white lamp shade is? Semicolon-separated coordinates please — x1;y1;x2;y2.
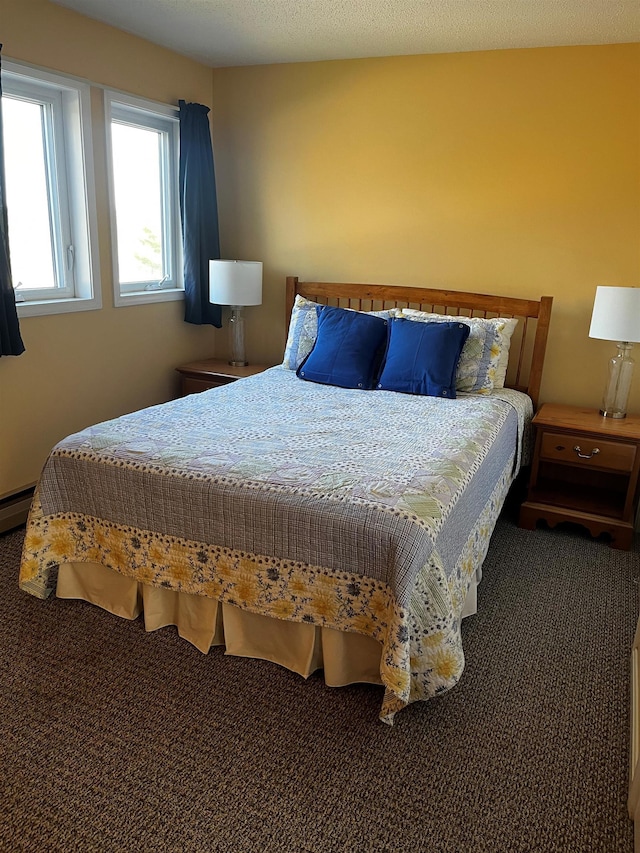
589;286;640;343
209;260;263;306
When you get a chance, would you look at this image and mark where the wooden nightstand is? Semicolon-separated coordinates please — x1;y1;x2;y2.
518;403;640;549
176;358;270;396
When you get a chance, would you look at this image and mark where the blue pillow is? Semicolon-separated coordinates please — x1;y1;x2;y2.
376;318;470;398
297;305;388;390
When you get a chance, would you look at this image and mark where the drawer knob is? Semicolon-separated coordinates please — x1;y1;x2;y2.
573;445;600;459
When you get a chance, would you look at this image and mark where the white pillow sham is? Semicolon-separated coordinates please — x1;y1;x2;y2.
283;295;397;371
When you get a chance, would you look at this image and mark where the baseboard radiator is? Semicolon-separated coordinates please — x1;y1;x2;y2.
0;487;34;533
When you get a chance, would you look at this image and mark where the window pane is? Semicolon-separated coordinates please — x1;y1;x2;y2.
2;97;56;291
111;121;164;284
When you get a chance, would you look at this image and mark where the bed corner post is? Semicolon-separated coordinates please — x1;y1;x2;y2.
285;276;299;331
528;295;554;411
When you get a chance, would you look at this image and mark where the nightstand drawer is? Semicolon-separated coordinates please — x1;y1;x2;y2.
181;376;228;395
176;359;270;397
539;431;636;473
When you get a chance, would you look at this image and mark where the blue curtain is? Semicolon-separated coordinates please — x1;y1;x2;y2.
0;44;25;357
179;100;222;327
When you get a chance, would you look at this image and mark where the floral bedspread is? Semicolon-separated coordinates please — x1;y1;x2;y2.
20;367;531;723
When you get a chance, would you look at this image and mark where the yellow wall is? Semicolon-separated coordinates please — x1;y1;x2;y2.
1;3;639;500
212;44;640;405
0;0;218;497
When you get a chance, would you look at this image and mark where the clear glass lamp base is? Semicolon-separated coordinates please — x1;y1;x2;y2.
228;306;247;366
600;342;634;419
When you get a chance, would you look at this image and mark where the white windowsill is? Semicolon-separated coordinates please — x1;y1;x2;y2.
16;295;102;318
114;288;185;307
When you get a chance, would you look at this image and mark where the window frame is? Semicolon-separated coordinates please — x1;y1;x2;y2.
2;60;101;318
104;91;183;307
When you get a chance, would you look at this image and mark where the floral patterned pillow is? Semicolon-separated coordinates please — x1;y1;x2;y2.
398;308;518;394
283;295;397;371
282;296;321;370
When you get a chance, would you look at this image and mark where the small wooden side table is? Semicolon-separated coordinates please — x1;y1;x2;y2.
518;403;640;549
176;358;270;396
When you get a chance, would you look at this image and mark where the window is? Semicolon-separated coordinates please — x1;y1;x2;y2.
105;92;182;306
2;61;100;316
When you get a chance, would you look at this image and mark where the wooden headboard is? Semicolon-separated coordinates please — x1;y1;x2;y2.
285;276;553;409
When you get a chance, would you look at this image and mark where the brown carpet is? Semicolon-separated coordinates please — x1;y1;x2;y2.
0;515;637;853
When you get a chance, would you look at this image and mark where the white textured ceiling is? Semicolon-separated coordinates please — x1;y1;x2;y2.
50;0;640;68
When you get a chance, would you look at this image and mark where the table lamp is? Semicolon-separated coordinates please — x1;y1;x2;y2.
209;260;263;366
589;286;640;419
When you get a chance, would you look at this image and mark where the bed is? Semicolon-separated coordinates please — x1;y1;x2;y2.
19;278;553;723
